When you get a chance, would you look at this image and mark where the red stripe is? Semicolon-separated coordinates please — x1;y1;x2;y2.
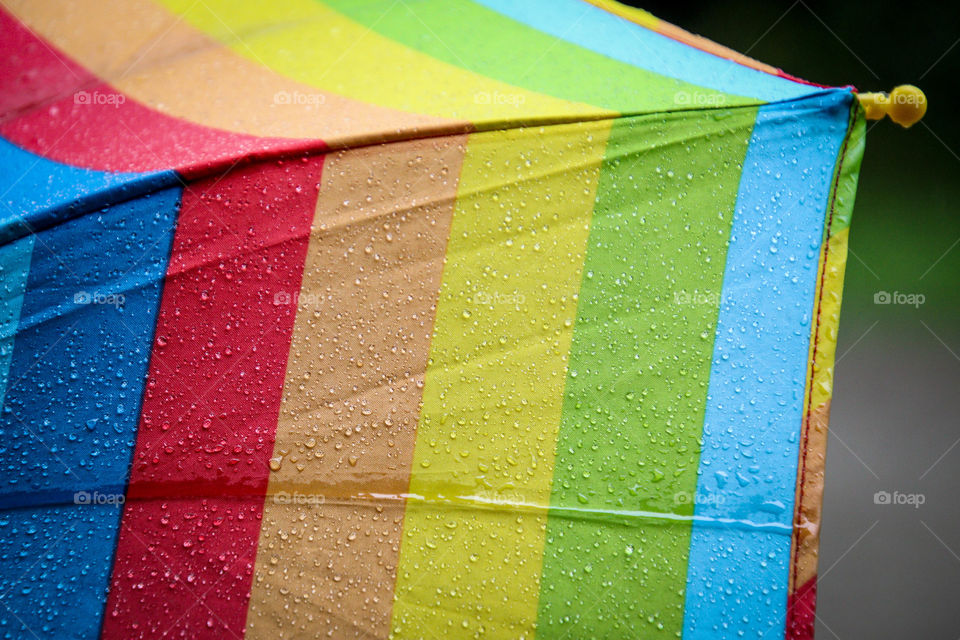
774;69;841;90
102;157;323;639
0;8;320;178
0;9;87;116
785;575;817;640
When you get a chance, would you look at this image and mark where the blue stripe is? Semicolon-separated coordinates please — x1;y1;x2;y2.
472;0;820;104
0;187;180;639
0;505;129;639
0;136;177;243
0;237;33;407
0;135;174;403
681;90;854;638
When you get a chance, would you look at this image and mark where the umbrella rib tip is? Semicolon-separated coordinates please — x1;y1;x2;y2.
857;85;927;128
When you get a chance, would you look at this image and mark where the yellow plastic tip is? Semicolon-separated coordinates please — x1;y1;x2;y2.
858;85;927;128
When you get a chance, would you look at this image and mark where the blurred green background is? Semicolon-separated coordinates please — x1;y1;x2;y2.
630;2;960;325
631;1;959;637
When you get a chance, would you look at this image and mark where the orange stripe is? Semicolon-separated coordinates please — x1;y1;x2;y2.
246;135;468;638
790;400;830;593
584;0;784;77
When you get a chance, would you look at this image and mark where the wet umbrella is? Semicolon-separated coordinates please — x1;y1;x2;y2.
0;1;923;639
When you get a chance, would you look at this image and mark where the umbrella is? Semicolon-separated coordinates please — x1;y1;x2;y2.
0;1;922;638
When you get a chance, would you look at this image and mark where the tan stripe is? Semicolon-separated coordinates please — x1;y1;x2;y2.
7;0;465;145
790;399;830;591
246;135;467;639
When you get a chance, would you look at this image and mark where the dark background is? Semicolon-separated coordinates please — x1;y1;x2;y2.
628;1;959;637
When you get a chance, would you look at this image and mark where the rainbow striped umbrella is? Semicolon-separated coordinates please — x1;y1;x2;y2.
0;1;872;639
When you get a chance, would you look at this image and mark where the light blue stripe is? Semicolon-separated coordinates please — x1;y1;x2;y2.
0;236;33;407
681;90;854;638
473;0;820;104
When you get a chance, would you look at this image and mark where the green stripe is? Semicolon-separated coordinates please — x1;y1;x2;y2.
319;0;749;113
828;106;865;234
535;108;758;638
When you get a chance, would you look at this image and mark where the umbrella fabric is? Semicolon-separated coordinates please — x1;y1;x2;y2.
0;1;864;639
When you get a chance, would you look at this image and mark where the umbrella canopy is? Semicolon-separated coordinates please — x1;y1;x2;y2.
0;1;865;639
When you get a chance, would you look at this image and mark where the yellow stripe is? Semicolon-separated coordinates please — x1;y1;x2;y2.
156;0;612;123
390;120;611;639
809;227;848;411
583;0;662;29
